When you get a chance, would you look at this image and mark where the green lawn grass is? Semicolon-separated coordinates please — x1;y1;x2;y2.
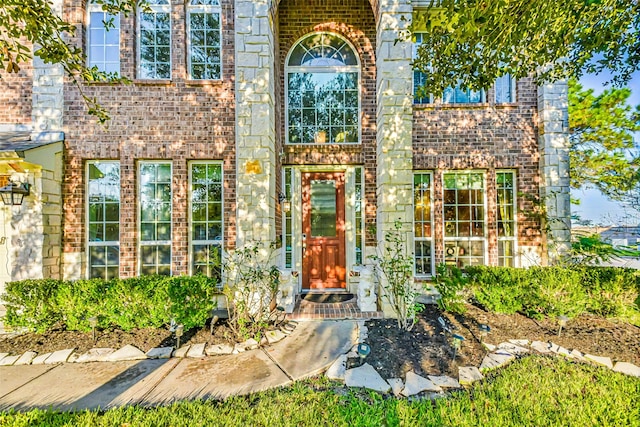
2;356;638;427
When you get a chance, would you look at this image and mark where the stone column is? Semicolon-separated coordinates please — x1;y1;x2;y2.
234;0;277;247
538;81;571;262
376;0;414;316
31;0;64;133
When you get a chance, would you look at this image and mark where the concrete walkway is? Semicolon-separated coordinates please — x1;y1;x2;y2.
0;320;358;412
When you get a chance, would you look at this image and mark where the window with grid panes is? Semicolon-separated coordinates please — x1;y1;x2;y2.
413;172;434;276
87;161;120;279
139;162;172;275
187;0;221;80
443;172;486;267
87;2;120;73
138;0;171;79
497;171;517;266
190;162;223;280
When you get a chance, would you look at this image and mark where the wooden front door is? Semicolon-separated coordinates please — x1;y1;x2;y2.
302;172;346;290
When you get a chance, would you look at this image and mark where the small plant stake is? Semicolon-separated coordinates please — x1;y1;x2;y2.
557;315;568;337
452;334;465;360
175;324;184;349
88;316;98;343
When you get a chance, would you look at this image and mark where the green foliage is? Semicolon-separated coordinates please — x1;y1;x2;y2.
223;241;281;340
433;263;468;314
465;266;640;323
1;357;638;426
369;221;422;331
568;79;640;201
2;275;218;333
411;0;639;97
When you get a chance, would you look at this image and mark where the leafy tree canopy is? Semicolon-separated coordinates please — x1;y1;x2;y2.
0;0;140;123
568;79;640;201
411;0;639;95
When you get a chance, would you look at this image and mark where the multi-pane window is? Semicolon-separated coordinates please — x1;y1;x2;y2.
87;161;120;279
286;32;360;144
355;167;364;265
139;162;172;275
283;167;294;268
187;0;221;80
497;171;517;266
413;172;434;276
413;33;485;105
190;162;223;279
495;74;515;103
138;0;171;79
443;172;486;267
87;2;120;73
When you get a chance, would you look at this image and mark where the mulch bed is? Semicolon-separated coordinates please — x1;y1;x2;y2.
1;304;638;381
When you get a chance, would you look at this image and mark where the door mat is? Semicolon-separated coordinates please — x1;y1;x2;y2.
302;293;355;303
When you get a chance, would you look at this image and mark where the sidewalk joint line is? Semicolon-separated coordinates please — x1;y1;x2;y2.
261;347;294;382
0;364;58;401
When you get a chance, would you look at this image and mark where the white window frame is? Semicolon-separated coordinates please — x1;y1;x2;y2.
285;32;361;145
413;171;435;277
495;74;516;103
87;2;120;73
138;161;172;276
442;171;488;267
137;0;172;79
282;167;294;269
186;0;222;80
188;161;224;277
496;170;518;267
86;160;120;280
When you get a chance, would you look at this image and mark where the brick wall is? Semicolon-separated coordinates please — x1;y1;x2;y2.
62;0;236;278
277;0;378;245
413;78;543;264
0;59;33;125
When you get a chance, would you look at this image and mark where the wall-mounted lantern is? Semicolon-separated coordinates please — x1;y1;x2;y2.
0;181;30;206
278;192;291;213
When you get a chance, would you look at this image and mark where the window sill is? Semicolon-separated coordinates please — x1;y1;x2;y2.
133;79;173;86
413;103;491;110
185;79;224;86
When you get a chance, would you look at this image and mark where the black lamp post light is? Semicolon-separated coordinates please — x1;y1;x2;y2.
0;181;30;206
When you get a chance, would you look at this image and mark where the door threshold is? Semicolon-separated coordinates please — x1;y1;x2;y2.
301;289;349;294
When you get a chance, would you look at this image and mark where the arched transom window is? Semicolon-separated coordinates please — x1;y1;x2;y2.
286;32;360;144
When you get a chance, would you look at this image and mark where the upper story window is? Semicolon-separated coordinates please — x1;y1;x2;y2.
495;74;516;103
87;2;120;73
187;0;222;80
138;0;171;79
286;32;360;144
413;33;491;105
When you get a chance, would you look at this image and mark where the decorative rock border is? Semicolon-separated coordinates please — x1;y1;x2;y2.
0;322;298;366
326;324;640;397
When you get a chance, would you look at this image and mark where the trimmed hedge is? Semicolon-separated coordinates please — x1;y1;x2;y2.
3;275;219;333
465;266;640;322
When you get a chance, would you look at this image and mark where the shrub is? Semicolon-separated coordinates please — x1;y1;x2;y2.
433;263;468;314
2;275;218;333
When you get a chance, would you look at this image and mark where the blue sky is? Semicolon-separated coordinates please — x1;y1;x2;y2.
571;69;640;226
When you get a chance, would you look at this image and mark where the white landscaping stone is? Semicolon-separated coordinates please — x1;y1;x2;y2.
236;338;259;352
14;351;37;366
206;343;234;356
458;366;484;386
584;354;613;369
0;355;20;366
482;342;497;352
402;372;442;397
146;347;173;359
326;354;348;380
508;339;530;347
428;375;461;389
233;343;247;354
107;345;147;362
187;343;206;358
76;348;116;363
0;353;8;363
44;348;75;364
568;349;585;361
67;353;80;363
480;352;515;372
387;378;404;396
173;345;191;358
344;363;391;393
548;342;570;356
31;352;52;365
530;341;551;354
497;342;529;355
612;362;640;377
265;330;287;345
359;325;369;342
